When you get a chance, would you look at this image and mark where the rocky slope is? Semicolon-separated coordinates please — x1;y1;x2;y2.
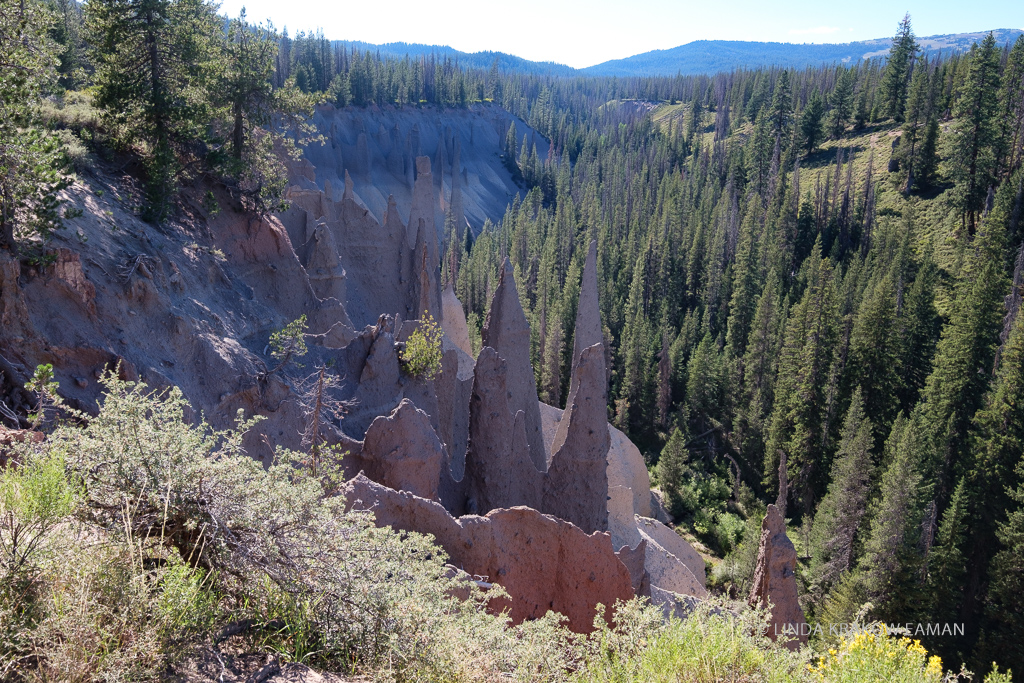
298;104;546;244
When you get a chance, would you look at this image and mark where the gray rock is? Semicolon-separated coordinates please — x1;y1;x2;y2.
481;258;545;470
361;399;444;501
543;343;610;534
464;347;542;513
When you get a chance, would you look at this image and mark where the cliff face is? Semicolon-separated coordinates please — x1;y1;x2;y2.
300;104;547;242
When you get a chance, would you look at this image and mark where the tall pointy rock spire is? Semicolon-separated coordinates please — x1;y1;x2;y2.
544;343;610;533
572;240;603;369
464;347;542;514
544;239;610;533
408;156;441;321
552;239;605;456
482;258;546;470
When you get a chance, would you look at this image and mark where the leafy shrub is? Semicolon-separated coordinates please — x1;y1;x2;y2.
0;374;581;680
401;314;444;380
711;508;765;597
38;91;102;136
0;448;78;582
807;627;945;682
52;129;90;171
575;598;807;682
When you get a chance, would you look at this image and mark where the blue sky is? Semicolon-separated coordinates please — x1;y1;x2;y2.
217;0;1024;69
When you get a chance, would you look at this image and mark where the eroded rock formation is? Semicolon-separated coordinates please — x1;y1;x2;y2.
343;473;633;632
441;282;473;357
748;504;808;649
542;343;610;534
360;399;445;501
481;259;546;471
636;517;706;588
0;110;711;638
464;347;542;514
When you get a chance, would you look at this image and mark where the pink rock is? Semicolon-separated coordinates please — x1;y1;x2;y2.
748;504;808;649
343;473;634;633
481;259;546;471
360;399;444;501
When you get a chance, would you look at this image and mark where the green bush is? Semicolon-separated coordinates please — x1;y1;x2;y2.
401;314;444;380
54;129;90;171
268;314;308;373
38;91;102;135
575;598;806;682
0;374;579;681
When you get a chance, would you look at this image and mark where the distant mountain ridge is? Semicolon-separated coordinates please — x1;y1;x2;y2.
581;29;1024;76
332;40;577;76
334;29;1023;78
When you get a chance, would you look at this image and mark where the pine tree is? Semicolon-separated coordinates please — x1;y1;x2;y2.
767;70;793;147
879;14;918;122
815;570;868;638
848;272;901;431
799;91;824;156
949;33;1002;233
47;0;87;90
969;282;1024;547
810;387;874;598
977;455;1024;675
895;57;932;192
658;427;689;518
736;269;784;478
826;68;855;139
686;332;724;435
966;285;1024;667
923;478;969;658
917;196;1008;496
221;11;277;162
765;240;839;512
87;0;221;221
916;115;940;190
0;0;69;254
996;35;1024;177
859;412;928;619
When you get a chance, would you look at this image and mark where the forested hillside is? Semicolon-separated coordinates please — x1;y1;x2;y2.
2;0;1024;678
581;28;1024;76
450;16;1024;674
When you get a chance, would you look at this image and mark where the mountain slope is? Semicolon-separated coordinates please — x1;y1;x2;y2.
333;40;577;76
581;29;1024;76
327;29;1023;78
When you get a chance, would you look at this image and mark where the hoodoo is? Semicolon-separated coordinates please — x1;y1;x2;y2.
749;505;808;649
481;258;547;471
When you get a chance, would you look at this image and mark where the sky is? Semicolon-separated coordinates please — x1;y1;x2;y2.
217;0;1024;69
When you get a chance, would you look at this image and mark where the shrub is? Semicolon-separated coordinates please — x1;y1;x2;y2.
37;91;102;136
0;448;78;582
807;626;944;682
54;129;90;171
268;314;308;373
575;598;806;682
401;314;444;380
1;373;582;680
